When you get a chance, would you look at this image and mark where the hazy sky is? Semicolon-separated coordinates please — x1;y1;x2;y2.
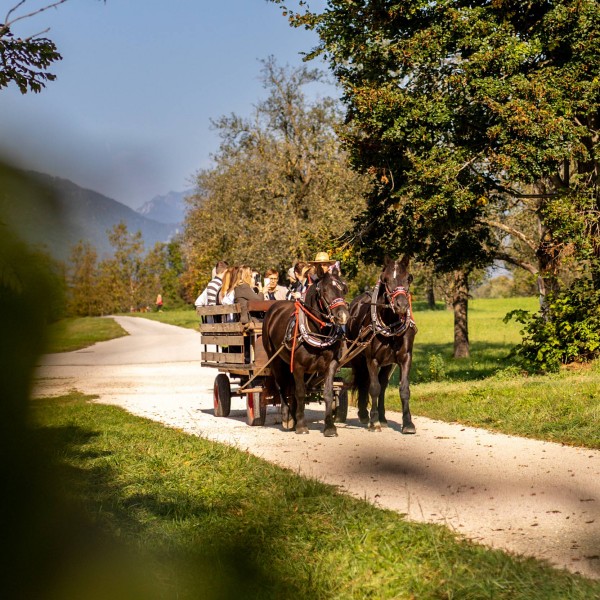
0;0;331;209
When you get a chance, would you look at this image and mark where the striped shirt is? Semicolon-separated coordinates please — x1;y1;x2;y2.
205;276;223;305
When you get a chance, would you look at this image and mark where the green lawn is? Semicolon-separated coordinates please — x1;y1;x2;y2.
27;393;600;599
124;308;200;330
47;298;600;449
46;316;128;352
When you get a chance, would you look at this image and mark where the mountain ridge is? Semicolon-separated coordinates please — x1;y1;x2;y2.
3;170;183;261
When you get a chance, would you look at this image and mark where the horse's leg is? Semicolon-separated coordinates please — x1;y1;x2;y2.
352;357;370;424
366;358;382;432
377;364;394;428
293;367;309;434
398;347;416;434
322;359;338;437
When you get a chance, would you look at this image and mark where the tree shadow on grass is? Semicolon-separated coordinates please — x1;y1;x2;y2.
406;341;518;384
28;417;319;600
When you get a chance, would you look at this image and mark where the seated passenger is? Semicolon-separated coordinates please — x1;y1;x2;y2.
219;266;238;322
234;266;265;303
290;261;310;300
264;268;291;301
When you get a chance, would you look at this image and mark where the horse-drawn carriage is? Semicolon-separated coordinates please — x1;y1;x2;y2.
197;257;417;436
196;300;349;428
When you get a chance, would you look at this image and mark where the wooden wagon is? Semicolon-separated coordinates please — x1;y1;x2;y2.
196;301;348;427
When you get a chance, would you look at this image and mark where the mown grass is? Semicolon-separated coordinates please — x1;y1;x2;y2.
381;297;600;449
48;299;600;449
124;308;200;330
390;363;600;449
46;317;128;352
409;297;540;383
29;393;600;599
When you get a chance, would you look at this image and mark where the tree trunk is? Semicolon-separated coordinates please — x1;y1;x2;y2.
452;270;470;359
426;276;436;310
536;231;561;314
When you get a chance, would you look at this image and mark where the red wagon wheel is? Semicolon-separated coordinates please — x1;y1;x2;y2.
213;373;231;417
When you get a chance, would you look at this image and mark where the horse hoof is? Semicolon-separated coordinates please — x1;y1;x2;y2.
402;424;416;434
281;419;295;431
379;419;389;428
368;423;382;433
324;427;338;438
359;416;369;425
295;427;309;435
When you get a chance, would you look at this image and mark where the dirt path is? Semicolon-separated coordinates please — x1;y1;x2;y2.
34;316;600;580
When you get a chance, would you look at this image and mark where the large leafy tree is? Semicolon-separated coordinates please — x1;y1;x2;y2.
183;58;369;294
273;0;599;357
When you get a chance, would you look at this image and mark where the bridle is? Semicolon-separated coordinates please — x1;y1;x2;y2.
314;278;348;325
370;276;415;337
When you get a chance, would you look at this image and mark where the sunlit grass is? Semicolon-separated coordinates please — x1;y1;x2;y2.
29;393;600;599
46;317;128;353
124;308;200;330
409;296;539;382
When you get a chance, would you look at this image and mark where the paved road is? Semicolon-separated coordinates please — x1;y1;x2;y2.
34;316;600;580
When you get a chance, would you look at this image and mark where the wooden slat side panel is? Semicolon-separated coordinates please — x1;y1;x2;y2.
200;335;244;346
202;352;245;364
199;323;246;333
196;304;242;317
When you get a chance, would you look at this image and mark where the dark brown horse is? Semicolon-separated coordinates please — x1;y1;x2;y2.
346;256;417;433
262;267;350;436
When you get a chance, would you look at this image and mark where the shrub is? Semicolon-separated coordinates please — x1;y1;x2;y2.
427;353;447;381
505;277;600;373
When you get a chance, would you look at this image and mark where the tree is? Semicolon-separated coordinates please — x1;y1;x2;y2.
183;58;369;294
0;1;68;93
98;222;147;313
67;240;100;316
273;0;600;357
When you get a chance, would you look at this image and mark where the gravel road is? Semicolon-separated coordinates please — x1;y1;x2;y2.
34;316;600;580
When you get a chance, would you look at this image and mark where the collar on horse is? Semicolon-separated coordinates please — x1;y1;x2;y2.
288;298;345;373
370;281;416;337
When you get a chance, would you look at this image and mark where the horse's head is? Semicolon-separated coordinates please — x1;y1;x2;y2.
381;256;413;318
315;267;350;327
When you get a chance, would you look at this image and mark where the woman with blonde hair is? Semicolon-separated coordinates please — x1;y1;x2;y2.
233;265;264;303
219;266;238;305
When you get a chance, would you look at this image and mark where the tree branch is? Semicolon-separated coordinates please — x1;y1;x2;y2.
479;217;538;253
4;0;69;31
493;251;538;276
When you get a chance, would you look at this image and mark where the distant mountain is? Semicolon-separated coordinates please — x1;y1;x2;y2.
136;189;193;224
1;171;180;261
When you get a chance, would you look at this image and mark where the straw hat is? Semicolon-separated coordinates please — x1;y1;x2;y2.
309;251;336;266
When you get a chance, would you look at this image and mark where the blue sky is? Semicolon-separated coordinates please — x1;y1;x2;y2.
0;0;331;209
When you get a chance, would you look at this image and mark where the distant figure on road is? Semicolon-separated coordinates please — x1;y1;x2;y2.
155;294;163;312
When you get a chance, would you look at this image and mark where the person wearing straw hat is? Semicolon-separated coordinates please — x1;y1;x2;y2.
308;251;339;280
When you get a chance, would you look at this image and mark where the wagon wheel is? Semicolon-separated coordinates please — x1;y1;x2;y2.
213;373;231;417
334;389;348;423
246;390;267;426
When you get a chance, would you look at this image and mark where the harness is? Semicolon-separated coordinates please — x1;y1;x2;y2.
370;281;417;337
288;289;347;372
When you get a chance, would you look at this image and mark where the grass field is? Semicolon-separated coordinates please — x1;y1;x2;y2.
27;393;600;599
46;316;128;352
124;308;200;330
47;298;600;449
